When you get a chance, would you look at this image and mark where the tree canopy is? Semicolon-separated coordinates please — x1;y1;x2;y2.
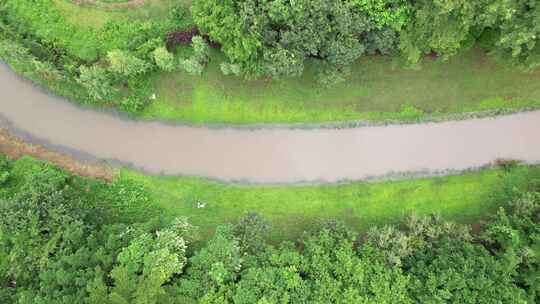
193;0;540;84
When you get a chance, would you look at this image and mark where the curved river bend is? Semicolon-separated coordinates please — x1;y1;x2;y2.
1;63;540;184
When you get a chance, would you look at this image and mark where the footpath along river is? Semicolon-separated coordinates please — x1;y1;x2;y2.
1;63;540;184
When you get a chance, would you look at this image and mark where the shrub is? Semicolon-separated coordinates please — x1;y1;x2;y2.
0;156;10;186
180;58;204;75
77;65;115;101
107;50;151;78
178;36;210;75
233;212;270;254
191;36;209;64
316;64;349;87
0;39;30;64
30;58;63;81
220;62;241;76
152;47;176;72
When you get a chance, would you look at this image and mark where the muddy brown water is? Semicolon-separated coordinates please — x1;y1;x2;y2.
1;63;540;184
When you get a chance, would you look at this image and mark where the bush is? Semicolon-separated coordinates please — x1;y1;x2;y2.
77;65;115;101
152;47;176;72
30;58;63;81
0;156;10;186
316;64;349;87
178;36;210;75
220;62;241;76
0;39;30;64
107;50;151;78
180;58;204;75
191;36;209;64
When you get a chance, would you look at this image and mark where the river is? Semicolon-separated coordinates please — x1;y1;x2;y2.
1;63;539;184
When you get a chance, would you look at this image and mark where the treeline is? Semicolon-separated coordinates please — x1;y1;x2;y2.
193;0;540;85
1;155;539;303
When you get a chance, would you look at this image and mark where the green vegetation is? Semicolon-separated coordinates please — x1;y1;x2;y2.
1;0;540;124
121;165;540;242
144;48;540;124
193;0;540;82
3;0;540;301
1;155;539;303
4;155;540;243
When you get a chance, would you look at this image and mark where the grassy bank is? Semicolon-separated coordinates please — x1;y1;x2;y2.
2;1;540;126
144;48;540;125
3;154;539;243
120;165;540;242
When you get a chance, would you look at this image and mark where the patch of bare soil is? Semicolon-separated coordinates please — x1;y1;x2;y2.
0;129;113;181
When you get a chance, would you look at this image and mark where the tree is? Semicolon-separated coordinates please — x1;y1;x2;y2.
192;0;397;84
171;225;243;301
399;0;483;64
2;155;539;304
480;0;540;69
232;212;270;255
405;237;528;303
482;192;540;302
102;218;195;304
191;0;263;76
0;159;116;303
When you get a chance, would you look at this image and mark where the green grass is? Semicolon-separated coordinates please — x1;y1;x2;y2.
53;0;183;27
53;0;127;28
142;47;540;125
4;154;539;243
120;166;540;242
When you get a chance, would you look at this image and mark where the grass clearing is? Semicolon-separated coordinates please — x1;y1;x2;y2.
53;0;182;28
54;0;127;28
120;165;540;242
3;153;539;243
144;48;540;125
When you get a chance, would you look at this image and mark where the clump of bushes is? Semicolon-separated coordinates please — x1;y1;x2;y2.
178;36;210;76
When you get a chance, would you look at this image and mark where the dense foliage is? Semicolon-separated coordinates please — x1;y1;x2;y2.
1;155;539;303
193;0;540;84
192;0;410;84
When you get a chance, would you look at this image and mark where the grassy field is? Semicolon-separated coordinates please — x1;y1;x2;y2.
120;165;540;242
144;48;540;124
3;154;539;243
45;1;540;125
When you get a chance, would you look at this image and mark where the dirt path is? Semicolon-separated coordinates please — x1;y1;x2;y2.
0;128;113;181
1;63;540;184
